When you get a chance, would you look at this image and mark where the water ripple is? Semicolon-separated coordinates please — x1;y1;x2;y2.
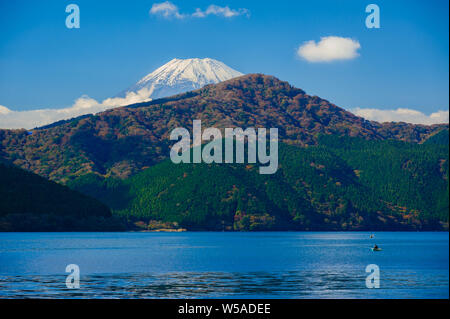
0;270;448;299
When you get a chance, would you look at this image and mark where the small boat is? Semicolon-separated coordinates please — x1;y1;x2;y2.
371;247;382;251
369;234;374;239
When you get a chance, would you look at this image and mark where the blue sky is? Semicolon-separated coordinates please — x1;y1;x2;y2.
0;0;448;127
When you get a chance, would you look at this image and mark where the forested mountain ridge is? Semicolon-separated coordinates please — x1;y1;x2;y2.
0;162;124;231
68;135;449;231
0;74;447;183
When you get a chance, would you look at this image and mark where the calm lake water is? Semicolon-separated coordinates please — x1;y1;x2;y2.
0;232;448;299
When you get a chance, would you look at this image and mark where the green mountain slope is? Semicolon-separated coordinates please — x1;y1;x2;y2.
0;163;125;231
423;128;449;145
69;135;449;231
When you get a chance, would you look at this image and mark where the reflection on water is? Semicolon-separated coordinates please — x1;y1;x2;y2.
1;270;448;299
0;232;448;299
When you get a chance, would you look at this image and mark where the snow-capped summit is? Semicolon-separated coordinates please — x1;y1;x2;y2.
119;58;243;100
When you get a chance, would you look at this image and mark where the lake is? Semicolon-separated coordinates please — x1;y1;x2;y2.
0;232;448;299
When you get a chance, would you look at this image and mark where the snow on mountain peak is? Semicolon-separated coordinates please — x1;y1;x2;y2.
119;58;243;100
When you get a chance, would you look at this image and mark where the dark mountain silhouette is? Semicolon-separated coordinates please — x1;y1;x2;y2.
0;162;124;231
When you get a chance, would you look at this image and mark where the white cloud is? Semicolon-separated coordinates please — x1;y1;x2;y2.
150;2;249;19
0;88;153;130
150;1;185;19
0;105;11;115
297;36;361;62
192;5;249;18
352;107;449;125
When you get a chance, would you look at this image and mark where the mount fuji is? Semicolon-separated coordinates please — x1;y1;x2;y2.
118;58;243;100
0;58;243;129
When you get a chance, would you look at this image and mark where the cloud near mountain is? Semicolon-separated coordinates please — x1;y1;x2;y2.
352;107;449;125
0;89;153;130
0;105;11;115
0;90;448;130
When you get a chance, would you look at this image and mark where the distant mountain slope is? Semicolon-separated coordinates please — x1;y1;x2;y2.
0;163;124;231
68;136;449;231
0;74;447;183
423;128;449;145
118;58;243;100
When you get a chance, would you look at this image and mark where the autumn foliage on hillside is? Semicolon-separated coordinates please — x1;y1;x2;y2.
0;74;447;183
